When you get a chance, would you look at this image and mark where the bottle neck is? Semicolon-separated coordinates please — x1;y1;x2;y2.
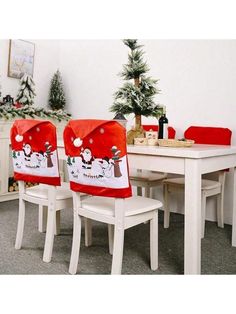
162;105;166;116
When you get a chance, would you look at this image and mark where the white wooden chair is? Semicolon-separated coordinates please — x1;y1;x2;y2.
163;126;232;238
64;119;163;274
130;169;167;197
129;125;175;198
16;181;73;262
10;119;89;263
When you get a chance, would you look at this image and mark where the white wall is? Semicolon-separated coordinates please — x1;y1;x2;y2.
0;40;60;106
59;40;236;143
58;40;127;119
59;39;236;224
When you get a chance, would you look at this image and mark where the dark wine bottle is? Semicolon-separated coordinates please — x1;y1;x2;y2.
158;107;168;139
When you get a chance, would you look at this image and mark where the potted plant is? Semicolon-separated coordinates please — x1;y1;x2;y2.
110;39;163;144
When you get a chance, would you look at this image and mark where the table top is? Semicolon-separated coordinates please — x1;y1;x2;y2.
127;144;236;159
57;140;236;159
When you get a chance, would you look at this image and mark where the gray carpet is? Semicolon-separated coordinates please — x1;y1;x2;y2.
1;199;236;274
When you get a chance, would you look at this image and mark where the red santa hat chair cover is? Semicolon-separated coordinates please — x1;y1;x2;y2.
64;119;163;274
142;125;176;139
64;119;132;198
184;126;232;145
10;119;73;264
10;119;60;186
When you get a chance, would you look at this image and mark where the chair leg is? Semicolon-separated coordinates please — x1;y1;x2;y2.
38;205;47;233
54;210;61;235
145;186;151;198
111;225;125;275
137;186;142;196
201;192;206;239
150;210;158;270
69;210;82;275
15;197;26;250
84;218;92;247
43;206;55;263
143;186;151;224
163;183;170;228
108;224;114;255
217;194;224;228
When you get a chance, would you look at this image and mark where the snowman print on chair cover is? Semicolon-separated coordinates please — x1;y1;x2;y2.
12;141;56;171
67;146;123;180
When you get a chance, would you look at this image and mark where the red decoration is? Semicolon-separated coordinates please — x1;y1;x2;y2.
14;102;23;108
10;119;60;186
64;119;132;198
184;126;232;145
142;125;176;139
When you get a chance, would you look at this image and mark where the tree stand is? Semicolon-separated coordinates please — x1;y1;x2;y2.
126;114;144;144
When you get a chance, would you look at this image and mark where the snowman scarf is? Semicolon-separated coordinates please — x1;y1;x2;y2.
63;119;132;198
10;119;60;186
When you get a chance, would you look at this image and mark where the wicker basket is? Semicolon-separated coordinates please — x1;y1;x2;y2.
157;139;195;147
134;138;148;146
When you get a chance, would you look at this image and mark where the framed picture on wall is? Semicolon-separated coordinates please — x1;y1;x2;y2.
8;39;35;79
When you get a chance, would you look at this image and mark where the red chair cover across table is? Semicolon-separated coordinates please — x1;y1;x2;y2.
142;125;176;139
10;119;60;186
63;119;132;198
184;126;232;145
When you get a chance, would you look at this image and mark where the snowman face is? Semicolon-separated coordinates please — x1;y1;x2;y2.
100;159;109;169
35;152;44;162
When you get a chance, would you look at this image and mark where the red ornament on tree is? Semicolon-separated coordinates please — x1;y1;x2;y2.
14;102;23;108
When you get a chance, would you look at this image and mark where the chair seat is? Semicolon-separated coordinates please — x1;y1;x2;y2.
163;177;221;190
81;196;162;217
26;182;72;200
129;169;167;182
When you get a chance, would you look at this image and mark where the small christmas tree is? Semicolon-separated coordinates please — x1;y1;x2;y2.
16;74;36;106
48;70;66;110
110;39;163;143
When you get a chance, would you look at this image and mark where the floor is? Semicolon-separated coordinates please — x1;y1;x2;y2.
1;199;236;274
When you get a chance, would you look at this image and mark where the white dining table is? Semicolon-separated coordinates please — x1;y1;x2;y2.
57;141;236;274
127;143;236;274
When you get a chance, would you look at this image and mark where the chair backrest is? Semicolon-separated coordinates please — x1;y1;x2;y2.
63;119;132;198
142;125;176;139
184;126;232;145
10;119;60;186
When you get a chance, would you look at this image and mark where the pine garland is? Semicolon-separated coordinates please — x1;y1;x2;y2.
0;103;71;122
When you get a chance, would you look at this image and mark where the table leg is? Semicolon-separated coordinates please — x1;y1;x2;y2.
232;167;236;246
184;159;201;274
